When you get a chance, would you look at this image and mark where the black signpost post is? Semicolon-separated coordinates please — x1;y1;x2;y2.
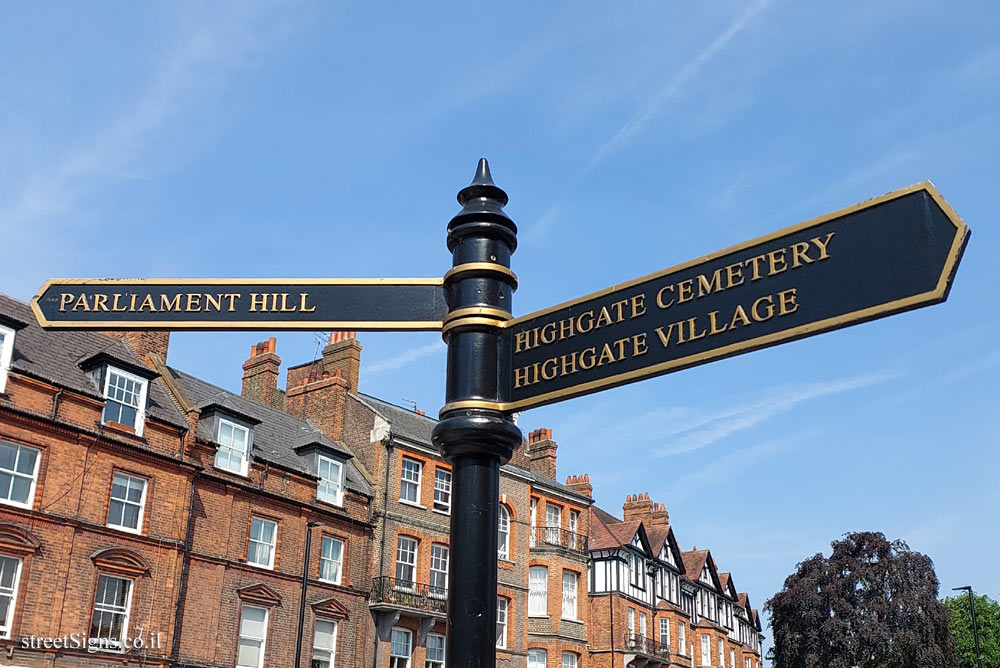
29;160;970;668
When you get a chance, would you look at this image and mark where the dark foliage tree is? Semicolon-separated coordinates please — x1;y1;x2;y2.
945;593;1000;668
765;531;956;668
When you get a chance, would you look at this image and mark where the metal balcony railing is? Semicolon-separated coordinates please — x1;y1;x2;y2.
530;526;588;552
369;576;447;615
622;632;671;657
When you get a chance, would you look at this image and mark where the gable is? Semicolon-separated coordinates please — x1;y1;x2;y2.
237;583;282;607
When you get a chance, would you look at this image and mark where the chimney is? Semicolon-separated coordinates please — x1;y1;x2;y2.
622;492;654;523
322;331;361;392
242;337;285;410
565;474;592;498
526;428;558;480
649;502;670;527
103;331;170;369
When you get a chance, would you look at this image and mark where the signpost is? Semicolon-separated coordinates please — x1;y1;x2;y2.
29;160;970;668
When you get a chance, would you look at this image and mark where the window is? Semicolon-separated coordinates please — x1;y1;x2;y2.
433;468;451;513
426;633;445;668
495;597;508;649
248;517;277;569
389;628;412;668
569;510;579;549
640;612;647;638
312;619;338;668
545;503;561;544
320;536;343;585
529;566;547;615
395;536;418;587
719;639;725;667
102;367;148;436
317;455;344;506
561;571;578;619
0;325;14;394
90;574;133;651
0;556;22;638
0;441;40;509
430;544;449;596
498;506;510;559
745;659;751;668
527;650;547;668
659;618;670;649
106;472;146;533
238;605;269;668
561;653;577;668
216;418;250;475
700;635;711;666
529;498;538;547
400;457;422;503
628;608;635;638
730;648;735;668
679;623;686;653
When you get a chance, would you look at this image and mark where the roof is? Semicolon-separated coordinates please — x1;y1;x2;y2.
358;393;592;502
681;549;710;576
166;366;370;496
0;294;186;429
589;505;645;550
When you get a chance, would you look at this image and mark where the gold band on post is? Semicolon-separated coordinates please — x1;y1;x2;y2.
439;399;507;416
443;262;518;287
441;316;509;337
442;307;512;325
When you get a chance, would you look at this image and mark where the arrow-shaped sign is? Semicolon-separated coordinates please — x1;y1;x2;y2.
31;278;448;331
499;182;969;412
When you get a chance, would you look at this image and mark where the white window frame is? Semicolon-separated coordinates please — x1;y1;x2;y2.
640;611;647;638
561;571;578;620
529;498;538;547
102;366;148;437
700;634;711;666
528;649;547;668
496;597;508;649
679;622;686;654
90;574;133;652
319;536;344;585
660;617;670;649
561;652;577;668
719;639;725;667
498;506;510;559
400;457;422;504
317;455;344;506
425;632;445;668
628;608;635;638
430;543;449;597
247;517;277;569
237;604;269;668
395;536;418;587
569;509;579;549
730;648;735;668
433;468;451;513
312;618;338;668
106;472;147;534
545;503;561;544
0;441;40;510
0;325;14;395
216;417;250;476
529;566;548;616
390;627;412;668
0;555;22;638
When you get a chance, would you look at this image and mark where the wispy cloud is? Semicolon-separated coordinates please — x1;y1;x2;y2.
526;0;773;238
365;341;444;375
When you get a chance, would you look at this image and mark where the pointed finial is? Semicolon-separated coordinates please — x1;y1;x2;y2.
456;157;509;207
471;158;494;187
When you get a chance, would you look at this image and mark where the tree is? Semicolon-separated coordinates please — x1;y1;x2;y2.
765;531;956;668
945;593;1000;668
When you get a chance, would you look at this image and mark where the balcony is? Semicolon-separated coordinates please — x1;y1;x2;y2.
369;576;447;618
622;632;672;668
529;526;588;553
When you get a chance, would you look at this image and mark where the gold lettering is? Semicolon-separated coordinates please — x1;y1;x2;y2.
514;366;530;389
631;333;648;357
184;293;202;312
778;288;799;315
631;293;646;318
515;330;531;354
596;343;616;366
279;293;298;312
656;285;675;309
654;324;679;348
299;293;316;313
687;317;707;341
610;299;628;322
708;311;728;335
111;294;128;312
72;294;91;312
611;337;628;359
129;294;138;311
697;270;724;297
767;249;787;276
577;311;595;333
559;317;575;341
223;294;241;312
160;294;182;312
560;353;577;377
205;293;223;312
540;322;557;345
744;255;766;281
790;242;813;268
595;307;613;328
541;358;558;381
59;293;75;312
751;295;775;322
811;232;835;260
730;305;751;328
677;279;695;304
579;347;597;370
725;262;744;289
93;294;109;312
249;293;268;312
138;294;157;312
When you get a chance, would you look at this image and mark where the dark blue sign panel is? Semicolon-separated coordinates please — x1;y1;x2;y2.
31;279;448;331
501;183;969;412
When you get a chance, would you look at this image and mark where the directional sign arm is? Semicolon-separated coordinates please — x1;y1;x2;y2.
31;278;449;331
500;182;969;412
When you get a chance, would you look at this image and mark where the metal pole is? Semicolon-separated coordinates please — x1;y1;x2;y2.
433;159;522;668
953;586;984;668
296;522;320;668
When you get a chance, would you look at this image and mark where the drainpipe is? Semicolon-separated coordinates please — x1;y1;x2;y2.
372;433;393;668
170;470;202;660
296;521;322;668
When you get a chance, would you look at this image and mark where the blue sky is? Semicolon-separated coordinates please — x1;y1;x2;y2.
3;0;998;649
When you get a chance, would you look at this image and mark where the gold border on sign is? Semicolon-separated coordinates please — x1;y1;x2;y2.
29;278;445;331
498;181;969;412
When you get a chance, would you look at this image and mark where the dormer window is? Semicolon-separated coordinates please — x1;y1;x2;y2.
102;366;148;436
0;324;15;394
317;455;344;506
216;418;250;476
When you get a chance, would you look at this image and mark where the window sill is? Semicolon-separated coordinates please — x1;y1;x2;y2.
398;499;427;510
561;617;583;624
0;498;34;511
528;614;550;619
248;561;274;571
107;523;143;536
432;507;451;516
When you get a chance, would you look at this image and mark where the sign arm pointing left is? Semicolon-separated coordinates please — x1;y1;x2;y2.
31;277;449;331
